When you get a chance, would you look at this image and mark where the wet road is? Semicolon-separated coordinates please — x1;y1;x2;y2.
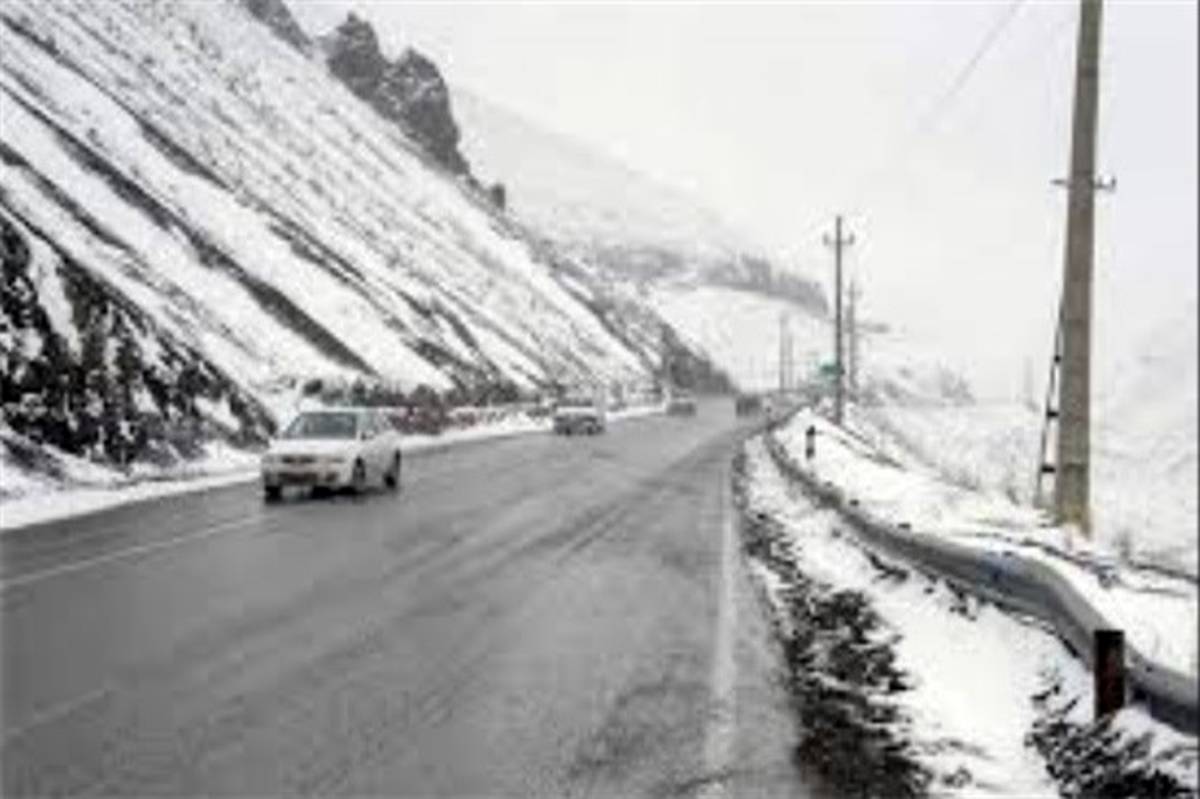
2;401;810;797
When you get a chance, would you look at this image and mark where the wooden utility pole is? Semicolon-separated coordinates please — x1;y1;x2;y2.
823;215;855;425
1054;0;1106;532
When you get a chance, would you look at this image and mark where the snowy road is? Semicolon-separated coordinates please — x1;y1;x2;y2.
1;400;812;797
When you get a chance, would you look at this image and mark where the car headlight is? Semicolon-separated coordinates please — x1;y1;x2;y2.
322;455;348;464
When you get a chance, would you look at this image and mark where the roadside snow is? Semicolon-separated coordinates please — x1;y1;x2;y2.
742;436;1198;796
742;437;1066;796
854;400;1198;580
0;404;664;531
775;408;1199;679
0;434;260;530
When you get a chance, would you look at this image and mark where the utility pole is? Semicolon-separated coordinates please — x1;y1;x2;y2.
1053;0;1107;533
778;312;790;393
786;321;793;392
660;323;673;398
847;280;861;398
823;215;855;425
1022;357;1035;410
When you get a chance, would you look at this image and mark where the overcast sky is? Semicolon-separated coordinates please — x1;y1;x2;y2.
290;0;1197;398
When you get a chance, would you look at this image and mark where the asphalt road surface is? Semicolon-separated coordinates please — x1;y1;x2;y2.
2;400;816;797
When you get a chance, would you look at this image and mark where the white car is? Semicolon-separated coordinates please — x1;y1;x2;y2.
261;408;402;500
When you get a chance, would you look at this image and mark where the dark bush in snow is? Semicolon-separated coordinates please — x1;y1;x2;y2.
488;182;507;211
1;210;273;469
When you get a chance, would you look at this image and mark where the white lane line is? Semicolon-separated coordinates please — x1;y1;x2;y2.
699;473;739;799
0;683;113;746
0;515;261;593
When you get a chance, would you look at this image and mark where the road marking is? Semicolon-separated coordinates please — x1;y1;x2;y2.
1;684;112;746
0;514;261;593
699;473;739;799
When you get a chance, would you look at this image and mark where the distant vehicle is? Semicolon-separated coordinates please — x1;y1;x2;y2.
666;392;698;416
386;405;446;436
553;394;607;435
262;408;402;500
735;393;763;416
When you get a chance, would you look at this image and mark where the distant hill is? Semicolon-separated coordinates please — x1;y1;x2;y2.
453;89;827;314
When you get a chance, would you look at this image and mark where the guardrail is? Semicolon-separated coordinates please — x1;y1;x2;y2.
761;431;1199;734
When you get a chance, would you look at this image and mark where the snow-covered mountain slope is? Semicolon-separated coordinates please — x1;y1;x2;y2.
453;89;827;314
647;285;826;393
848;297;1198;576
0;0;656;466
454;88;973;402
454;89;754;267
1092;298;1198;572
646;281;974;405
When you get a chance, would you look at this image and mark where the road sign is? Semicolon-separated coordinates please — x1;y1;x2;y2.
818;362;841;378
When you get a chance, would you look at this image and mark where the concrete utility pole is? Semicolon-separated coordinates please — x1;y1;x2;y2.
778;313;784;393
1022;357;1035;410
786;321;793;391
660;323;673;396
847;280;861;398
778;312;791;393
823;215;855;425
1054;0;1106;532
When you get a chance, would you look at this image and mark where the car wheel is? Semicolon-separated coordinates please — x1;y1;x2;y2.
385;453;401;491
264;485;282;502
351;459;367;495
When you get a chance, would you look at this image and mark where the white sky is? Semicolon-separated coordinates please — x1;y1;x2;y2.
290;0;1197;398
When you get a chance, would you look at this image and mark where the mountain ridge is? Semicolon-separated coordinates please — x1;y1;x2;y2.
0;0;666;469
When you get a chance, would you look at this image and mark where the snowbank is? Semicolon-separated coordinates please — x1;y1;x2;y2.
855;401;1198;580
740;436;1198;796
0;403;664;531
774;408;1199;680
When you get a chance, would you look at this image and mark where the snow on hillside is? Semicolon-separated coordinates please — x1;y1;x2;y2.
455;90;974;401
774;407;1199;678
453;88;757;266
1092;299;1198;573
647;281;976;408
647;284;826;392
455;86;975;403
1;0;659;485
454;88;828;323
852;297;1198;577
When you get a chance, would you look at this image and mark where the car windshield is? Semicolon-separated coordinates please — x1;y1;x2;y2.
283;412;359;440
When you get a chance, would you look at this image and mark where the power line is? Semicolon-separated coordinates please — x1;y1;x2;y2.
910;0;1029;142
842;0;1030;211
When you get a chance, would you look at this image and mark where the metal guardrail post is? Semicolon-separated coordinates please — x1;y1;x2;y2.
1095;629;1126;719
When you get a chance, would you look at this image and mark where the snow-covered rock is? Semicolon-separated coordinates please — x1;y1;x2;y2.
238;0;309;53
322;12;468;175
